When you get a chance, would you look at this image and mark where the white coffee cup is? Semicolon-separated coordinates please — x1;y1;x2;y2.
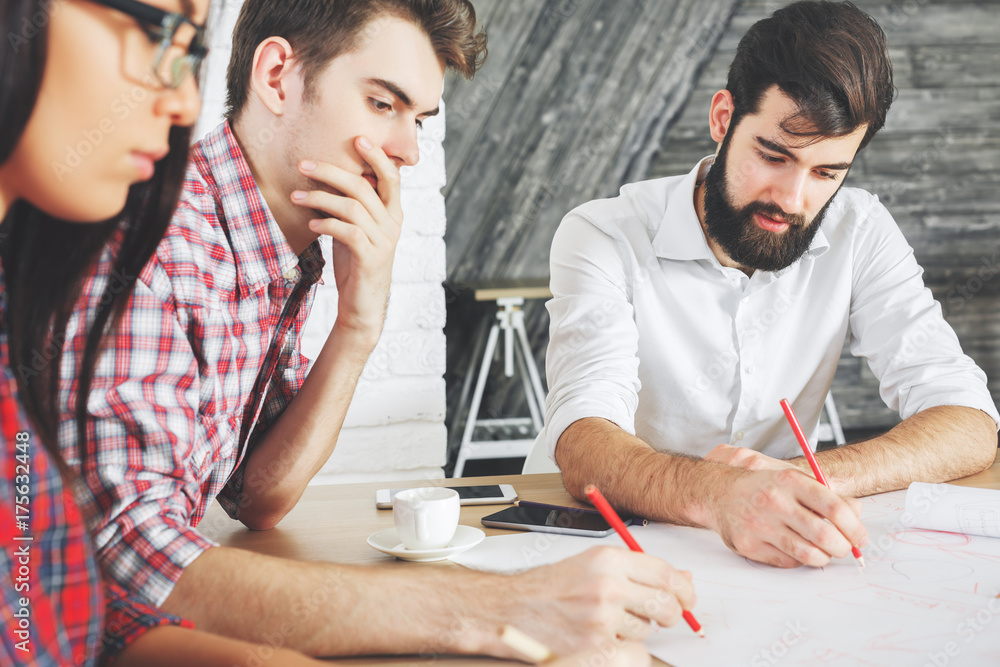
393;487;460;550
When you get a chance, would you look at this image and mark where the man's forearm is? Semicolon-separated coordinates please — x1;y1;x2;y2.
559;417;868;568
556;417;738;529
159;546;506;657
814;406;998;497
116;626;326;666
238;324;378;530
159;542;700;659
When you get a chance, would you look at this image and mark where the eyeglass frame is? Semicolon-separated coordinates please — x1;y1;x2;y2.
89;0;209;90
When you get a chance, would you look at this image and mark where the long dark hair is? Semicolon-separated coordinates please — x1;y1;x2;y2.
0;0;192;466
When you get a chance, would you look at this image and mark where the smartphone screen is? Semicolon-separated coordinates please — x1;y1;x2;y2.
377;485;517;509
386;485;505;502
482;506;630;534
451;485;504;500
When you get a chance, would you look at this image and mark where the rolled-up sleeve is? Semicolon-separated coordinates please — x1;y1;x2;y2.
98;582;193;665
848;198;1000;429
60;264;217;608
544;213;643;461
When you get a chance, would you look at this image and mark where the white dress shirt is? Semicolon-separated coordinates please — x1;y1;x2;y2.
541;156;999;463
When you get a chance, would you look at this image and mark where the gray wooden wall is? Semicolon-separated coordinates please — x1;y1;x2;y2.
442;0;1000;466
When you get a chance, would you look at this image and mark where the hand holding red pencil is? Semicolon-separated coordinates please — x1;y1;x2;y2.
779;398;866;567
585;485;706;638
499;539;697;652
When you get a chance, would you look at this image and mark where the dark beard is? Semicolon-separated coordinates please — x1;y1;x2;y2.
701;135;835;273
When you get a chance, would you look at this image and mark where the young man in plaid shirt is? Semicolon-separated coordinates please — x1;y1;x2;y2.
58;0;695;661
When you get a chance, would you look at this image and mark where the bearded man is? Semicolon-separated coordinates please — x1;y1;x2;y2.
532;0;999;569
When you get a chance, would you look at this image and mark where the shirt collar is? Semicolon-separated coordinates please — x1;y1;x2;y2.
652;155;830;264
192;122;324;290
805;218;830;259
652;155;717;261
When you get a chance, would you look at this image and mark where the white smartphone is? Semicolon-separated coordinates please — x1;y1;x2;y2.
375;484;517;509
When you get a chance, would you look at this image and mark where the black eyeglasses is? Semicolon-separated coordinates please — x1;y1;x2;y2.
91;0;208;89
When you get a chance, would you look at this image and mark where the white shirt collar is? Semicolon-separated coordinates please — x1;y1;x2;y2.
652;155;831;266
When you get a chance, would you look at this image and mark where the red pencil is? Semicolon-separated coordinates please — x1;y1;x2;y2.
779;398;865;568
584;485;705;638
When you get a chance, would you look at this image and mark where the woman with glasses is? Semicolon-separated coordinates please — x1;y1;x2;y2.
0;1;328;664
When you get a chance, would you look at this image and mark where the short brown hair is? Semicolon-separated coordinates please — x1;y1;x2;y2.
727;1;895;152
225;0;487;122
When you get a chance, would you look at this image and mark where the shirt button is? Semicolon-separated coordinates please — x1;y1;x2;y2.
746;364;756;375
283;267;299;281
734;431;745;441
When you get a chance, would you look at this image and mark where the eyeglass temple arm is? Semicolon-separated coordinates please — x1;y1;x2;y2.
94;0;170;27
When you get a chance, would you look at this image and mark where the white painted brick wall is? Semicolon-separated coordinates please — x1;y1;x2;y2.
195;1;448;485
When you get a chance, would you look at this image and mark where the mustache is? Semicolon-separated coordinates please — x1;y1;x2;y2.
745;201;807;227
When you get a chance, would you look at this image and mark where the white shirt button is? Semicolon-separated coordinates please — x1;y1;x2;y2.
734;431;745;441
283;267;299;281
746;364;756;375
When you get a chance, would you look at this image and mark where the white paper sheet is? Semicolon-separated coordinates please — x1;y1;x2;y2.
451;490;1000;666
904;482;1000;539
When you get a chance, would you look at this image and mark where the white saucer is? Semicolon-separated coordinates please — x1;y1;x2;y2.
367;525;485;562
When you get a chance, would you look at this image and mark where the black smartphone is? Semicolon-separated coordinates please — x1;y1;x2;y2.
481;505;632;537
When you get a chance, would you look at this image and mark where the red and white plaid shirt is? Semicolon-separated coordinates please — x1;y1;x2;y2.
2;260;191;666
58;122;325;606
